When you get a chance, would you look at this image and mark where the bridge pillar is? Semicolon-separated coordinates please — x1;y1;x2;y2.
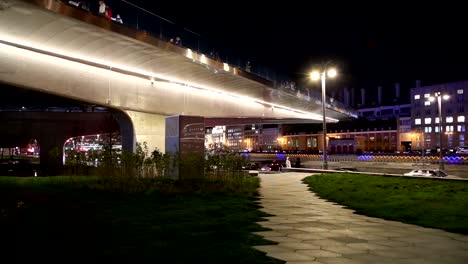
38;131;68;176
125;110;166;153
165;115;205;180
112;111;135;154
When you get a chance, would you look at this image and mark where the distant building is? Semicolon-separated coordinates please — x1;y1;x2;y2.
206;80;468;154
280;118;398;154
410;81;468;151
205;124;280;152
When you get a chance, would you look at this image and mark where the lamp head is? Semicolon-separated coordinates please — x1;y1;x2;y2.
327;68;337;78
310;71;320;81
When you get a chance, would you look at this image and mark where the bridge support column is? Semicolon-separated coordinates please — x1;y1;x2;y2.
165;115;205;180
112;111;135;154
125;110;166;153
38;128;68;176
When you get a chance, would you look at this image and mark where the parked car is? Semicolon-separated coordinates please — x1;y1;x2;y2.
241;162;259;170
260;160;282;173
403;169;448;177
456;146;468;154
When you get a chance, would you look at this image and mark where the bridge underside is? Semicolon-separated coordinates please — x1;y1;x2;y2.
0;1;356;175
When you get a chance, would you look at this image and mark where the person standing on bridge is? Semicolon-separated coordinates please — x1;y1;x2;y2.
105;6;112;20
112;14;123;24
98;1;106;16
286;157;292;168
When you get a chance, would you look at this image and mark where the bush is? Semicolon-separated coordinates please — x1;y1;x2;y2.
59;142;256;194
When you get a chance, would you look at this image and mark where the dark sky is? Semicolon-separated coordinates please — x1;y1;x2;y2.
108;1;467;101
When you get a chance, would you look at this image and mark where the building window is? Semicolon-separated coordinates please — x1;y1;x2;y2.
424;127;432;133
435;117;440;124
446;116;453;123
414;94;420;100
446;125;454;132
424;101;430;106
415;118;421;125
457;89;464;94
460;134;465;145
424;118;431;124
448;134;453;147
435;126;440;133
424;93;430;98
457;125;465;132
459;105;465;113
458;116;465;122
425;109;431;115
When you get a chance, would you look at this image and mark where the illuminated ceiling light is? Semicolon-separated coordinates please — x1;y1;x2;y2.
186;48;193;59
327;68;337;78
200;54;207;64
310;71;320;81
0;37;334;122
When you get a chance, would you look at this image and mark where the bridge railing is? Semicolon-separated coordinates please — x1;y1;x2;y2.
59;1;281;82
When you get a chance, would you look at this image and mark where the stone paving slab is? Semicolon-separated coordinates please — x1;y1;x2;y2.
253;172;468;264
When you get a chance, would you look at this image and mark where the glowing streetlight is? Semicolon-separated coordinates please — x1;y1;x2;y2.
310;65;337;170
428;92;449;170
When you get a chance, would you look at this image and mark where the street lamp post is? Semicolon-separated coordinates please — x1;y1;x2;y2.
429;92;449;170
310;66;337;170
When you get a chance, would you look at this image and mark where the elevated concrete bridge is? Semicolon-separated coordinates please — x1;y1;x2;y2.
0;0;356;159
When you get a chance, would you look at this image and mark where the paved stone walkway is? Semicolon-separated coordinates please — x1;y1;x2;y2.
253;172;468;264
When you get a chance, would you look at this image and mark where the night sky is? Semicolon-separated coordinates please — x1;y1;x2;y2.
106;1;467;103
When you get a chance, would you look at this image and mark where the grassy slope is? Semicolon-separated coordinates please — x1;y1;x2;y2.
0;177;283;264
303;173;468;234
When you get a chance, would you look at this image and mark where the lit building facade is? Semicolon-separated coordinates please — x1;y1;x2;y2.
411;81;468;150
205;81;468;154
205;124;280;152
279;119;399;153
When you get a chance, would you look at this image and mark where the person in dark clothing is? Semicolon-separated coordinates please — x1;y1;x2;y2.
295;157;301;168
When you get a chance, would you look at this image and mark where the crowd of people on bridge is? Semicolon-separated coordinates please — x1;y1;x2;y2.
61;0;309;99
65;1;123;24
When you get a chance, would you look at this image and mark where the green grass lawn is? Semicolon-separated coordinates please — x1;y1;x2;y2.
303;173;468;234
0;176;283;264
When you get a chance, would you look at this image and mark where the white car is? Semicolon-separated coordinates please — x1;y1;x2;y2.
403;169;448;177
